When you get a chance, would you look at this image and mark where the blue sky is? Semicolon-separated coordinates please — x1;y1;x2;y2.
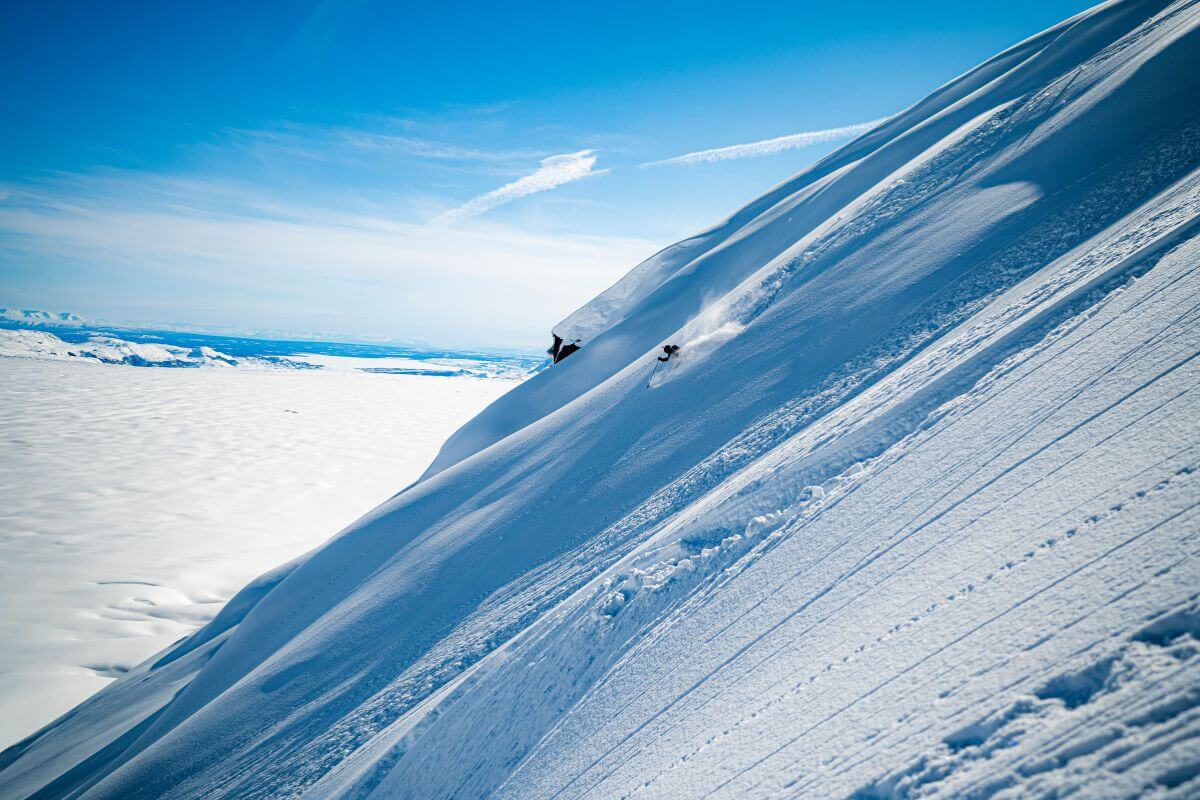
0;0;1092;349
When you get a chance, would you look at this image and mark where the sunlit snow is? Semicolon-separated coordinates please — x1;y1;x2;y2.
0;347;514;748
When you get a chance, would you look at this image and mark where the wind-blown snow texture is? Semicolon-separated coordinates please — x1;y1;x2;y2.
4;1;1200;797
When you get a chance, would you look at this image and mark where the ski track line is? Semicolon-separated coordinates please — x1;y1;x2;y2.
691;500;1200;800
698;240;1200;650
943;627;1200;800
620;426;1200;799
837;239;1200;550
550;288;1195;796
810;605;1200;799
799;485;1200;791
555;300;1200;799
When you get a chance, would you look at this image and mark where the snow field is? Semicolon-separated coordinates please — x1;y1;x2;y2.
0;357;510;748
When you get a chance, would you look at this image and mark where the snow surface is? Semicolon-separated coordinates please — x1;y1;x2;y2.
0;356;511;749
4;1;1200;797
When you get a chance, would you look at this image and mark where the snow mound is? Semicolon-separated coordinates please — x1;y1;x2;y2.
4;1;1200;798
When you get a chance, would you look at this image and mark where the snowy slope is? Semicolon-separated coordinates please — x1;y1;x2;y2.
423;0;1199;478
4;1;1200;797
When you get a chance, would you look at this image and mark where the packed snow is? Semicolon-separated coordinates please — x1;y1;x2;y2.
3;1;1199;798
0;355;513;749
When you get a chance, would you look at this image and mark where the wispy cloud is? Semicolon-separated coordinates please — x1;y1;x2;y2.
218;124;539;167
640;118;887;168
341;131;541;163
0;169;654;348
433;150;606;225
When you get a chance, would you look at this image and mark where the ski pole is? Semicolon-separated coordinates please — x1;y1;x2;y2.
645;359;661;388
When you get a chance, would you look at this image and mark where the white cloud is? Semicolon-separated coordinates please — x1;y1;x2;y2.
0;171;654;349
640;118;888;167
432;150;606;225
341;131;541;163
215;125;540;168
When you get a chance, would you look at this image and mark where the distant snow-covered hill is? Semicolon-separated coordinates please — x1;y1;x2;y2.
0;329;249;368
0;308;85;327
3;1;1199;798
0;328;540;377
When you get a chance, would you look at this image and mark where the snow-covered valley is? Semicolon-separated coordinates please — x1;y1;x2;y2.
3;1;1200;798
0;356;513;750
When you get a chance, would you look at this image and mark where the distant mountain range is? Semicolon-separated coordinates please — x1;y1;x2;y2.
0;307;85;326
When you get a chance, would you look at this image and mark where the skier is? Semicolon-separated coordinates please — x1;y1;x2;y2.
646;343;681;387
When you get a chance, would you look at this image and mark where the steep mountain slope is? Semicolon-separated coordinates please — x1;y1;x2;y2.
4;1;1200;797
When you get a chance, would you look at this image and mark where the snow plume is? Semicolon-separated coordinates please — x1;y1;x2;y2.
433;150;605;224
640;118;887;167
649;293;746;387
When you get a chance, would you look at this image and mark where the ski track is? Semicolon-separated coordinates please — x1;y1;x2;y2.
515;185;1200;800
488;233;1200;800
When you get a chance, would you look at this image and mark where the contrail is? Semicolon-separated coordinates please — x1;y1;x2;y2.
433;150;604;224
640;118;888;168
